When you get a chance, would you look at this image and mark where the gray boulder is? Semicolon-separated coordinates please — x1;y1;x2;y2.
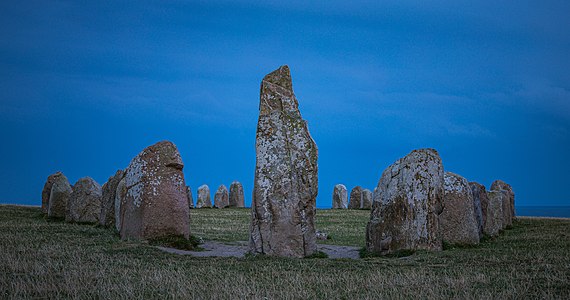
66;177;102;223
229;181;245;207
469;182;487;238
115;177;127;232
366;149;444;255
214;184;229;208
99;170;125;227
332;184;348;209
348;186;363;209
196;185;212;208
186;186;194;209
491;180;515;227
250;65;318;258
486;190;505;235
48;172;72;219
42;172;62;214
362;189;373;209
441;172;480;245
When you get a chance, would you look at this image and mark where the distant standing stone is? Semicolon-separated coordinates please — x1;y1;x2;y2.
115;177;127;232
214;184;229;208
42;172;62;214
48;172;72;219
486;190;505;235
366;149;444;255
469;182;487;238
441;172;480;245
229;181;245;208
250;65;319;258
348;186;363;209
186;186;194;209
332;184;348;209
361;189;373;209
119;141;190;240
99;170;125;227
196;185;212;208
491;180;515;227
66;177;102;223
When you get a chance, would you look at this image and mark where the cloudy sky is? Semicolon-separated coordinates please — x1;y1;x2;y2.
1;1;569;207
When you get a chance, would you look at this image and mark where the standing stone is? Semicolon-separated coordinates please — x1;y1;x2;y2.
42;172;62;214
196;185;212;208
348;186;363;209
441;172;480;245
486;190;505;235
214;185;229;208
332;184;348;209
229;181;245;208
469;182;487;238
66;177;102;223
119;141;190;240
99;170;125;227
362;189;373;209
186;186;194;209
491;180;515;227
366;149;444;255
250;65;318;258
115;177;127;232
48;173;72;219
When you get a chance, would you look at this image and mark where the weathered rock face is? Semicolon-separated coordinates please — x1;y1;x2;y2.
66;177;102;223
119;141;190;240
186;186;194;209
229;181;245;208
250;65;318;258
441;172;480;245
362;189;373;209
485;190;505;236
115;177;127;232
469;182;487;238
348;186;363;209
214;185;229;208
491;180;515;227
332;184;348;209
42;172;62;214
99;170;125;227
196;185;212;208
48;173;72;219
366;149;444;255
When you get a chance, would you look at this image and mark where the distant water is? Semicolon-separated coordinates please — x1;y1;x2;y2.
516;206;570;218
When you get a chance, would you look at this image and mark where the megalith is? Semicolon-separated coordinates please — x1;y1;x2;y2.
332;184;348;209
441;172;480;245
99;170;125;227
196;185;212;208
348;186;363;209
491;180;515;227
41;172;62;214
214;184;229;208
48;172;72;219
469;182;487;238
229;181;245;208
362;189;373;209
66;177;102;223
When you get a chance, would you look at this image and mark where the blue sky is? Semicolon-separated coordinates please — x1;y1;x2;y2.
1;1;569;207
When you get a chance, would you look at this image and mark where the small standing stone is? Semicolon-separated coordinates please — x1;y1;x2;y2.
42;172;62;214
485;190;505;235
66;177;102;223
348;186;363;209
196;185;212;208
469;182;487;238
441;172;480;245
48;172;72;219
491;180;515;227
99;170;125;227
362;189;373;209
214;185;229;208
115;177;127;232
186;186;194;209
229;181;245;208
332;184;348;209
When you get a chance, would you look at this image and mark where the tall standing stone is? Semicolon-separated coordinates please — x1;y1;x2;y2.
332;184;348;209
115;177;127;232
469;182;487;238
348;186;363;209
99;170;125;227
366;149;444;255
41;172;62;214
186;186;194;209
250;65;319;258
362;189;373;209
66;177;102;223
119;141;190;240
196;185;212;208
214;184;229;208
48;173;72;219
441;172;480;245
229;181;245;208
486;190;505;235
491;180;515;227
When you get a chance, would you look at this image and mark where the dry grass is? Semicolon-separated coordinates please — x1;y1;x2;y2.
1;205;569;299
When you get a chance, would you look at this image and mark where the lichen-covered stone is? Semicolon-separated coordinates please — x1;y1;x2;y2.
66;177;102;223
196;185;211;208
42;172;62;214
48;172;72;219
441;172;480;245
229;181;245;208
250;65;318;258
186;186;194;209
485;190;505;236
366;149;444;255
119;141;190;240
362;189;373;209
469;182;487;238
491;180;515;227
115;177;127;232
99;170;125;227
332;184;348;209
348;186;363;209
214;184;229;208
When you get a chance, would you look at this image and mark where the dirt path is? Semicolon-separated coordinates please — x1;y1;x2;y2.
157;241;361;259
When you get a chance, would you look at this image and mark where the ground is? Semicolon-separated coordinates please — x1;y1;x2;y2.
1;205;569;299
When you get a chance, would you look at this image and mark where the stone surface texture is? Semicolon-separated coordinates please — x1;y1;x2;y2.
229;181;245;208
196;185;212;208
115;177;127;232
249;65;319;258
66;177;102;223
99;170;125;227
42;172;62;214
441;172;480;245
485;190;505;235
366;149;444;255
332;184;348;209
348;186;363;209
119;141;190;240
362;189;373;209
469;182;487;238
48;172;72;218
491;180;515;227
214;185;229;208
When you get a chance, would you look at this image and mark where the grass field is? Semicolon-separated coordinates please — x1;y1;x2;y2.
1;205;569;299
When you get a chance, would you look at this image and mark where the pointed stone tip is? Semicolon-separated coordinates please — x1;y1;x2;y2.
263;65;292;90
